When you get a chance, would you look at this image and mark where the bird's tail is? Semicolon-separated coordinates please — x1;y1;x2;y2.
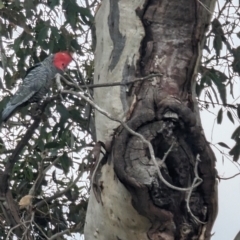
1;105;16;122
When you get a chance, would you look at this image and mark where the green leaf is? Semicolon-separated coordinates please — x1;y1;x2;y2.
210;85;219;104
227;111;234;124
57;122;65;138
38;26;49;42
78;7;94;24
44;142;60;149
237;104;240;119
232;47;240;74
59;152;72;174
212;69;228;82
70;39;82;52
0;137;6;153
217;108;223;124
37;139;45;151
56;103;70;121
24;167;33;182
31;152;41;168
229;141;240;161
231;126;240;140
208;69;227;104
201;74;212;86
24;0;35;18
13;36;22;52
58;34;68;51
48;0;60;9
52;170;62;184
195;83;203;97
217;142;230;149
216;84;226;105
211;18;224;60
19;105;29;119
69;109;82;122
51;26;60;41
52;123;60;138
212;19;224;35
213;35;222;57
207;89;215;107
63;0;78;29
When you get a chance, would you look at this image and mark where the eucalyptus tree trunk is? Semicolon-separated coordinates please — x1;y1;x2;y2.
84;1;218;239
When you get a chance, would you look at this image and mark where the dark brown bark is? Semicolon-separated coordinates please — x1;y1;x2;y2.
109;1;217;239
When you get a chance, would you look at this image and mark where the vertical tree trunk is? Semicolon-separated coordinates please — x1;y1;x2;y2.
85;1;218;239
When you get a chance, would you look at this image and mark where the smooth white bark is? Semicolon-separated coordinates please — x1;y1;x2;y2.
94;0;145;142
84;1;152;239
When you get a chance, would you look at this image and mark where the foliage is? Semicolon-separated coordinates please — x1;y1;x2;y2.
0;0;98;239
197;1;240;163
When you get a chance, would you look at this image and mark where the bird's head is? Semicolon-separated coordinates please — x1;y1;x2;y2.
53;51;73;71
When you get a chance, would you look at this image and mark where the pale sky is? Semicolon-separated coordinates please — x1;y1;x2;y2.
202;100;240;240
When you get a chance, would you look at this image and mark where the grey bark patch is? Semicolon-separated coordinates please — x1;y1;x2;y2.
108;0;126;71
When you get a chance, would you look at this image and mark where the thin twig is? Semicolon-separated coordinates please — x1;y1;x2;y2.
186;155;206;224
61;73;162;89
159;140;176;167
197;0;213;14
219;172;240;180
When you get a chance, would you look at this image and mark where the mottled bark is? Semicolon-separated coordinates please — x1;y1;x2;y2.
85;1;218;240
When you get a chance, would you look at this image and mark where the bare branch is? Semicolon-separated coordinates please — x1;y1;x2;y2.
61;73;162;89
34;220;49;239
219;172;240;180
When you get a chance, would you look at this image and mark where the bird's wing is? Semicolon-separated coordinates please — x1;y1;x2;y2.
24;62;41;77
1;65;49;122
10;64;47;106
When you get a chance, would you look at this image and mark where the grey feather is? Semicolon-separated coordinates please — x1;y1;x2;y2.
2;55;61;122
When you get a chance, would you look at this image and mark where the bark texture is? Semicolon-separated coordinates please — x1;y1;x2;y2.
85;1;218;240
